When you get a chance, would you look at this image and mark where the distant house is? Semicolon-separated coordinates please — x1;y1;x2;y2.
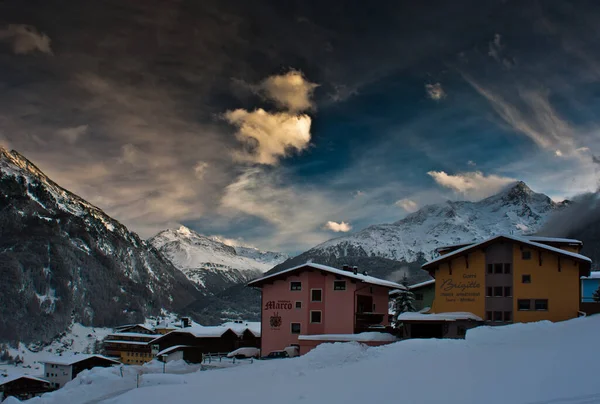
103;332;160;365
41;354;120;389
150;322;261;363
0;375;51;401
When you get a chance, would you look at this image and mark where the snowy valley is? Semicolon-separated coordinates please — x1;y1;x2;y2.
6;315;600;404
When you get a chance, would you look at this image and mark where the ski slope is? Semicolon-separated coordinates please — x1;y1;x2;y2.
11;314;600;404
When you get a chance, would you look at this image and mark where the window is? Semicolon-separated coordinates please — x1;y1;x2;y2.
415;293;424;301
311;289;322;302
504;263;512;274
518;299;531;311
522;274;531;284
522;251;532;260
493;286;503;297
486;287;492;297
504;311;512;322
333;280;346;290
46;373;49;377
493;311;503;322
295;301;302;309
494;263;503;274
535;299;548;311
504;286;512;297
457;326;466;337
486;311;492;321
310;310;322;323
487;264;493;274
291;323;301;334
290;281;302;291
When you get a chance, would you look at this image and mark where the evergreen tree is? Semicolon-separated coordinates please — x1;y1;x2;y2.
394;275;416;326
593;285;600;303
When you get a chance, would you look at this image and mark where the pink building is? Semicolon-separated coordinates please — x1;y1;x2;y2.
248;263;404;355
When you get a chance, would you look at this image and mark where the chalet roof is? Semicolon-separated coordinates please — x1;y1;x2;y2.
150;323;259;344
247;263;405;290
434;236;583;253
0;374;50;386
103;340;150;346
41;354;120;366
423;235;591;272
409;279;435;290
108;332;160;339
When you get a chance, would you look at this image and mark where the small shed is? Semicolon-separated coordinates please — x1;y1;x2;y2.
397;312;483;339
0;375;51;401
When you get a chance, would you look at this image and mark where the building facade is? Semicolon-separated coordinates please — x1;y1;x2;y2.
581;272;600;303
248;263;403;356
103;332;160;365
42;355;120;389
421;235;591;325
409;279;435;311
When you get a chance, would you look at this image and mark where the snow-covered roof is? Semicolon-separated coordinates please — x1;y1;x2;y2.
581;271;600;280
114;324;154;332
397;312;483;322
108;332;160;338
41;354;120;366
103;340;150;346
156;345;192;356
221;321;261;337
409;279;435;290
247;263;405;290
423;234;591;270
297;332;398;342
0;374;50;386
524;236;583;245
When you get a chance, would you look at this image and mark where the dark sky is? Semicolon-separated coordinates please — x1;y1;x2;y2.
1;0;600;253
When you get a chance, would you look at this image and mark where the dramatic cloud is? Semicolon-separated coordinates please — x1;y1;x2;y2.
463;76;581;157
224;108;312;165
428;170;517;200
395;198;419;212
0;24;53;55
258;71;319;112
425;83;446;101
56;125;88;144
324;221;352;232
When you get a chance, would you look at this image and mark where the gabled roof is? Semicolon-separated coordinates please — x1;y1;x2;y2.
41;354;120;366
434;236;583;254
0;374;50;386
423;234;591;273
247;263;405;290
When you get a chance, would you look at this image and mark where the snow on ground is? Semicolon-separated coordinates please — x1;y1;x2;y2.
10;314;600;404
0;324;113;380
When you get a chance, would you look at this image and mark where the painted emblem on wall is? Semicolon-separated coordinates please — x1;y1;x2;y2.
270;312;282;328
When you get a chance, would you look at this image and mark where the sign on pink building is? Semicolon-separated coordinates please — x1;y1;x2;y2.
248;263;403;355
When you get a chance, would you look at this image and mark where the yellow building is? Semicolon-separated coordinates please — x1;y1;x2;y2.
422;235;591;325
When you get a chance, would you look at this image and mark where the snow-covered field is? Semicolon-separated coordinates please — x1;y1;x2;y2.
8;315;600;404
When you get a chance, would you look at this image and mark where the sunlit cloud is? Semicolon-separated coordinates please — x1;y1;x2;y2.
258;70;319;112
428;170;516;200
224;108;312;165
324;221;352;232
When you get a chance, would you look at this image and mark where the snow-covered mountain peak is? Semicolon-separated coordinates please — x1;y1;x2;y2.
149;227;288;290
300;181;565;264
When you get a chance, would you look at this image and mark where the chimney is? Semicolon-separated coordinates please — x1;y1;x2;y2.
362;270;368;276
181;317;191;328
353;266;358;275
342;264;350;271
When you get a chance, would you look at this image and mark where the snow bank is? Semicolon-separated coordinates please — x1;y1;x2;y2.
19;315;600;404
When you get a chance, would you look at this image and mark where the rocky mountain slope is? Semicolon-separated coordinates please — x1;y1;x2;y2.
270;182;567;283
0;148;202;343
149;226;287;293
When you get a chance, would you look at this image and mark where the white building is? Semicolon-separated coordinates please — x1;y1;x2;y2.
42;354;120;389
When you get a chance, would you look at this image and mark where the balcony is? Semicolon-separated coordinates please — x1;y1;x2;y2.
354;312;386;333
